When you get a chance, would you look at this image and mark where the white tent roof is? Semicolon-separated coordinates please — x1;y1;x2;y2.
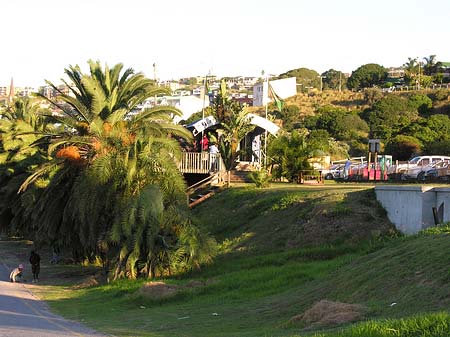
186;114;280;136
247;113;280;136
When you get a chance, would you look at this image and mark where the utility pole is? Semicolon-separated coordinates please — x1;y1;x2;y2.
318;75;325;92
262;70;268;170
418;60;421;90
153;63;157;107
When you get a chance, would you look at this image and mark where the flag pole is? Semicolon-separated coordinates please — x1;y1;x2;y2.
264;72;268;170
201;72;208;153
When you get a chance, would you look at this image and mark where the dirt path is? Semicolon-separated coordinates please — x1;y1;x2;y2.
0;253;109;337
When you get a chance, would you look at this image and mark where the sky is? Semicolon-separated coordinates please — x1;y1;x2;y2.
2;0;450;87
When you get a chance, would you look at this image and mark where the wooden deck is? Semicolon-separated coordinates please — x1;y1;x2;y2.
179;152;224;174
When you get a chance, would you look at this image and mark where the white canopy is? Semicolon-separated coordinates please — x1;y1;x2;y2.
186;116;219;136
186;114;279;136
247;113;280;136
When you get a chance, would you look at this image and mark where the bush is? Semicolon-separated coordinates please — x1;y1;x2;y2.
248;170;271;188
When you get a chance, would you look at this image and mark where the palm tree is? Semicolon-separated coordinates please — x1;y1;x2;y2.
423;55;442;76
16;61;214;279
403;57;419;86
0;96;51;235
210;80;254;171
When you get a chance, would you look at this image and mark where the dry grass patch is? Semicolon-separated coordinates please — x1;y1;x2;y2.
289;299;367;329
137;279;215;300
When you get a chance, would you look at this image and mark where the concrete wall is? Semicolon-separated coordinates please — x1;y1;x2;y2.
375;185;450;234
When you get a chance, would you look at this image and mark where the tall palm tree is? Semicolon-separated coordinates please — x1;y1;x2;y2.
423;55;442;75
0;96;51;235
403;57;419;85
16;61;215;279
210;80;254;170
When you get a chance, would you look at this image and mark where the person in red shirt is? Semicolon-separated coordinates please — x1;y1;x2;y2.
200;134;209;152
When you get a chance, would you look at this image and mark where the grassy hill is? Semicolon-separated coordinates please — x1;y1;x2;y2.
249;90;368;118
249;88;450;120
4;183;450;337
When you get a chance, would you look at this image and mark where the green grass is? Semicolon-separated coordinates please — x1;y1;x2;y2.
3;183;450;337
303;312;450;337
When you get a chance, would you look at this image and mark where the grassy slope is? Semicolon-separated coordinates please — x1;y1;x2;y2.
7;183;450;337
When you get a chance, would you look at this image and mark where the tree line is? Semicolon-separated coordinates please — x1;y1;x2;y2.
278;55;448;92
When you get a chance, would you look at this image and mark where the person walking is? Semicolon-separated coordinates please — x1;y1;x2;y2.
29;250;41;283
10;264;24;283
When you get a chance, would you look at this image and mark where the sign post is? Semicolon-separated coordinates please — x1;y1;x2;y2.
368;139;381;181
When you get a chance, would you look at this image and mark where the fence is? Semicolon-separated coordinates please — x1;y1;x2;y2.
179;152;224;174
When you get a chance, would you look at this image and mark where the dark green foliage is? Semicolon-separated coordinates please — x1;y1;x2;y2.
347;64;388;90
273;104;300;131
248;170;271;188
407;94;433;115
268;130;313;182
367;95;418;140
364;88;384;105
321;69;347;90
384;135;422;160
429;89;450;101
315;106;369;141
425;140;450;156
423;54;442;75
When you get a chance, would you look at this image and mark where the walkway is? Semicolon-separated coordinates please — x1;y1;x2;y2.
0;261;108;337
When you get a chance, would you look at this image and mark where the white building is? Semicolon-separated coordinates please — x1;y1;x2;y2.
137;95;210;123
252;77;297;107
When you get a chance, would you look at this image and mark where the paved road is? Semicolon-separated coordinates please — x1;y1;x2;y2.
0;261;109;337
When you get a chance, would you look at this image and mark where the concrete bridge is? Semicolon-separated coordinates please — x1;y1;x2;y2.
375;185;450;234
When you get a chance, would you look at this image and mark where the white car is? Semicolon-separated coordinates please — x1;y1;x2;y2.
323;164;344;180
402;160;450;181
389;155;450;178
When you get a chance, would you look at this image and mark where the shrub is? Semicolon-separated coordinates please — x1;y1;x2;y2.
248;170;271;188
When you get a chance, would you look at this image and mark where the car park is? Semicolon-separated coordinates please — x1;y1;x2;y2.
388;155;450;180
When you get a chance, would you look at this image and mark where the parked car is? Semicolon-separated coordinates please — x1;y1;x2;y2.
388;155;450;179
323;163;344;180
402;160;447;181
422;161;450;182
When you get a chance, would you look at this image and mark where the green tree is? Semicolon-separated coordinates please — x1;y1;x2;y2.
268;129;332;182
433;73;444;85
210;81;254;170
385;135;422;160
367;95;418;140
347;64;387;90
423;55;442;75
0;96;51;235
426;140;450;155
269;130;312;182
403;57;419;86
321;69;347;91
407;94;433;115
278;67;320;91
273;104;300;131
315;106;369;141
15;61;215;279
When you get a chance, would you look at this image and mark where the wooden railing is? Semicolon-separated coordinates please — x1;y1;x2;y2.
179;152;224;174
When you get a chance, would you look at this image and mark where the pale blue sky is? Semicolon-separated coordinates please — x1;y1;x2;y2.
2;0;449;87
